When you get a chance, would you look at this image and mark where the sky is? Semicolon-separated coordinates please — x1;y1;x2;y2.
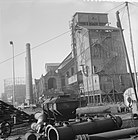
0;0;138;94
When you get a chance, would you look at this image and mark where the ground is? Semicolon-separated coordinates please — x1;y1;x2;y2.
3;110;138;140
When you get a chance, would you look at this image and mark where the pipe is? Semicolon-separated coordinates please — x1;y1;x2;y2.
48;116;122;140
76;127;138;140
45;124;54;136
76;106;111;115
25;132;37;140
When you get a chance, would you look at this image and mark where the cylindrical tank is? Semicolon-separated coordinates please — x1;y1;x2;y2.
48;116;122;140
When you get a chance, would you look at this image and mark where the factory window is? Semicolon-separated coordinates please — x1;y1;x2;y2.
71;67;74;76
61;77;65;87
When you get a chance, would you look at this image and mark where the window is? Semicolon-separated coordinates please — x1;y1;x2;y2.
48;78;57;89
61;76;65;86
71;67;74;76
66;71;70;77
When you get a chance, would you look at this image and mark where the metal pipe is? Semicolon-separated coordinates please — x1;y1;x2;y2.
48;116;122;140
45;124;54;136
25;132;37;140
76;127;138;140
76;106;111;115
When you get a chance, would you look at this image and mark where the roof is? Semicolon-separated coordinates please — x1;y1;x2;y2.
73;12;108;17
45;63;60;67
58;52;73;69
82;25;119;30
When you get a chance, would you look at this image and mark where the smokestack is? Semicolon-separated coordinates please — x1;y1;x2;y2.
25;43;33;105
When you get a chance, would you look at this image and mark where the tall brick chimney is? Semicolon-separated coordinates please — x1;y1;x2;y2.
25;43;33;105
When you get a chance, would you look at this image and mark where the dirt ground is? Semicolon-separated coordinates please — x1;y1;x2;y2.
1;108;41;140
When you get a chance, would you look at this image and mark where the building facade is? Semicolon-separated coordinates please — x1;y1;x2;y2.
34;63;63;102
3;77;26;105
70;12;131;104
34;12;133;105
33;53;79;103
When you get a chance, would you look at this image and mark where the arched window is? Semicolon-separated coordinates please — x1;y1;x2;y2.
48;78;57;89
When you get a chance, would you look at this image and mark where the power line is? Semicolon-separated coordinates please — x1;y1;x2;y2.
128;2;138;8
120;6;126;21
0;2;135;65
0;30;70;65
31;30;70;50
118;5;126;13
106;2;125;13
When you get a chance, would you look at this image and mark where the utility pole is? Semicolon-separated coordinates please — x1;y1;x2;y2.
10;41;16;106
126;2;138;97
116;11;138;102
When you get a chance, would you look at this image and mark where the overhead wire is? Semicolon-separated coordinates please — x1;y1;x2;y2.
0;2;132;65
106;2;125;13
0;30;70;65
31;30;70;50
128;2;138;8
120;6;126;21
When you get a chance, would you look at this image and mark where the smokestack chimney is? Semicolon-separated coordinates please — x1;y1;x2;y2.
25;43;33;105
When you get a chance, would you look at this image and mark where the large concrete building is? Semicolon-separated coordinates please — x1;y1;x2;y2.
70;12;130;103
34;12;133;105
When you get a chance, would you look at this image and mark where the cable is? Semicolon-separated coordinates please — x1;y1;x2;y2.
106;2;125;13
0;30;70;65
0;2;135;65
128;2;138;8
118;5;126;13
120;6;126;21
31;30;70;50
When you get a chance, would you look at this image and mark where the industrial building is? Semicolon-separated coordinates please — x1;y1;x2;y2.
34;12;133;104
3;77;26;105
70;12;130;104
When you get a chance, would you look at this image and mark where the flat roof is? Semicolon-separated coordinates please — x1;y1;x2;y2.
73;12;108;17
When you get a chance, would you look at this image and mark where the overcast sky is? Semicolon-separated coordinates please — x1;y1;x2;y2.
0;0;138;94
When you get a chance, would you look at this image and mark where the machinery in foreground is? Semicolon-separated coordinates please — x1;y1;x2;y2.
25;95;126;140
0;100;35;138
